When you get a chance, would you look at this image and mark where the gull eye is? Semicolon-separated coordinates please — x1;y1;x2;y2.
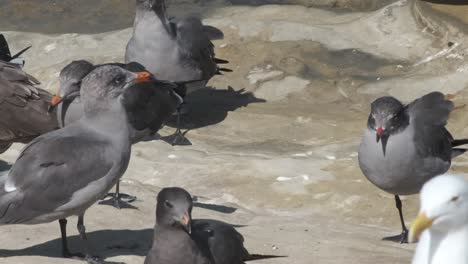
164;200;173;208
112;75;126;85
451;196;459;202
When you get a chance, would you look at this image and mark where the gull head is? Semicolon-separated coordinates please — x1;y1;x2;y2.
409;174;468;242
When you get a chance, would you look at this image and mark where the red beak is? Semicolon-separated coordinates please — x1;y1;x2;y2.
376;127;384;137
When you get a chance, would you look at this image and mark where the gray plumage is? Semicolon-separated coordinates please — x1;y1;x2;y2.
53;60;181;208
125;0;227;94
145;187;280;264
0;60;58;154
56;60;94;128
358;91;468;243
56;60;181;142
359;92;457;195
0;65;135;223
0;65;144;259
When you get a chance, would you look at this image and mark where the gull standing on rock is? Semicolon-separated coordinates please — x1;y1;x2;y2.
49;60;182;208
125;0;231;145
0;35;58;154
145;187;283;264
358;92;468;243
0;65;152;263
409;174;468;264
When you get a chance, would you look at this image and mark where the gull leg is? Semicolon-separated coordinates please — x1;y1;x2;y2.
382;195;408;243
59;218;85;259
98;181;137;209
160;107;192;146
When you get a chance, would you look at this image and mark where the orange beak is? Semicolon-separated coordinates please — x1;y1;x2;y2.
180;213;191;234
135;71;152;83
50;95;62;107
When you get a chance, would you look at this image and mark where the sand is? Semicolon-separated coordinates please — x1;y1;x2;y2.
0;0;468;263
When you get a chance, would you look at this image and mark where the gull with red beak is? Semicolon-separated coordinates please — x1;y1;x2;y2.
358;92;468;243
409;174;468;264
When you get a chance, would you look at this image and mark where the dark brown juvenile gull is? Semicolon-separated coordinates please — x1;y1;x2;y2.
125;0;231;145
0;65;152;263
145;187;283;264
358;91;468;243
0;62;59;154
0;34;57;154
49;60;182;208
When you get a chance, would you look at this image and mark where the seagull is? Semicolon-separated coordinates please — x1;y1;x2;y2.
358;92;468;243
409;174;468;264
125;0;231;146
145;187;283;264
49;60;182;208
0;65;151;262
0;35;58;155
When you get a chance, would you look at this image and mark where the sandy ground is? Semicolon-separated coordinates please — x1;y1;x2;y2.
0;0;468;263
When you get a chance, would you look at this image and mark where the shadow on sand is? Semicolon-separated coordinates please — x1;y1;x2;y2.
0;228;153;260
165;86;266;130
0;160;11;172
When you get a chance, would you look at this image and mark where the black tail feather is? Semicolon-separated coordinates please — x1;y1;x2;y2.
452;148;467;159
0;34;11;61
244;254;287;261
219;67;233;72
10;46;32;60
452;139;468;147
214;57;229;64
216;67;233;75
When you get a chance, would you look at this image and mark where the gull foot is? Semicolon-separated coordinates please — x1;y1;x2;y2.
161;130;192;146
98;193;138;209
382;230;408;244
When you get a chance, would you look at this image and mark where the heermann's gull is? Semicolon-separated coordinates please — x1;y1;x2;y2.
0;35;58;154
49;60;182;208
125;0;231;145
54;60;94;128
145;187;283;264
0;65;151;262
408;174;468;264
358;92;468;243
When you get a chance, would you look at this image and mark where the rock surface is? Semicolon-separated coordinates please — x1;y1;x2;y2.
1;0;468;263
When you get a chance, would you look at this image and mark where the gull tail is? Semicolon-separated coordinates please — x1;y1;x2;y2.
452;148;467;159
245;254;287;261
215;68;233;75
214;58;229;64
452;139;468;147
10;46;32;60
0;34;12;61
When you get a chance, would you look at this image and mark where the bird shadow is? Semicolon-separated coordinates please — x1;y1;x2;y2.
0;160;11;172
193;201;238;214
0;228;153;260
165;86;266;130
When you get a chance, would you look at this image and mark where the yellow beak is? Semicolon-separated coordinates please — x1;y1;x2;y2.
408;212;434;243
